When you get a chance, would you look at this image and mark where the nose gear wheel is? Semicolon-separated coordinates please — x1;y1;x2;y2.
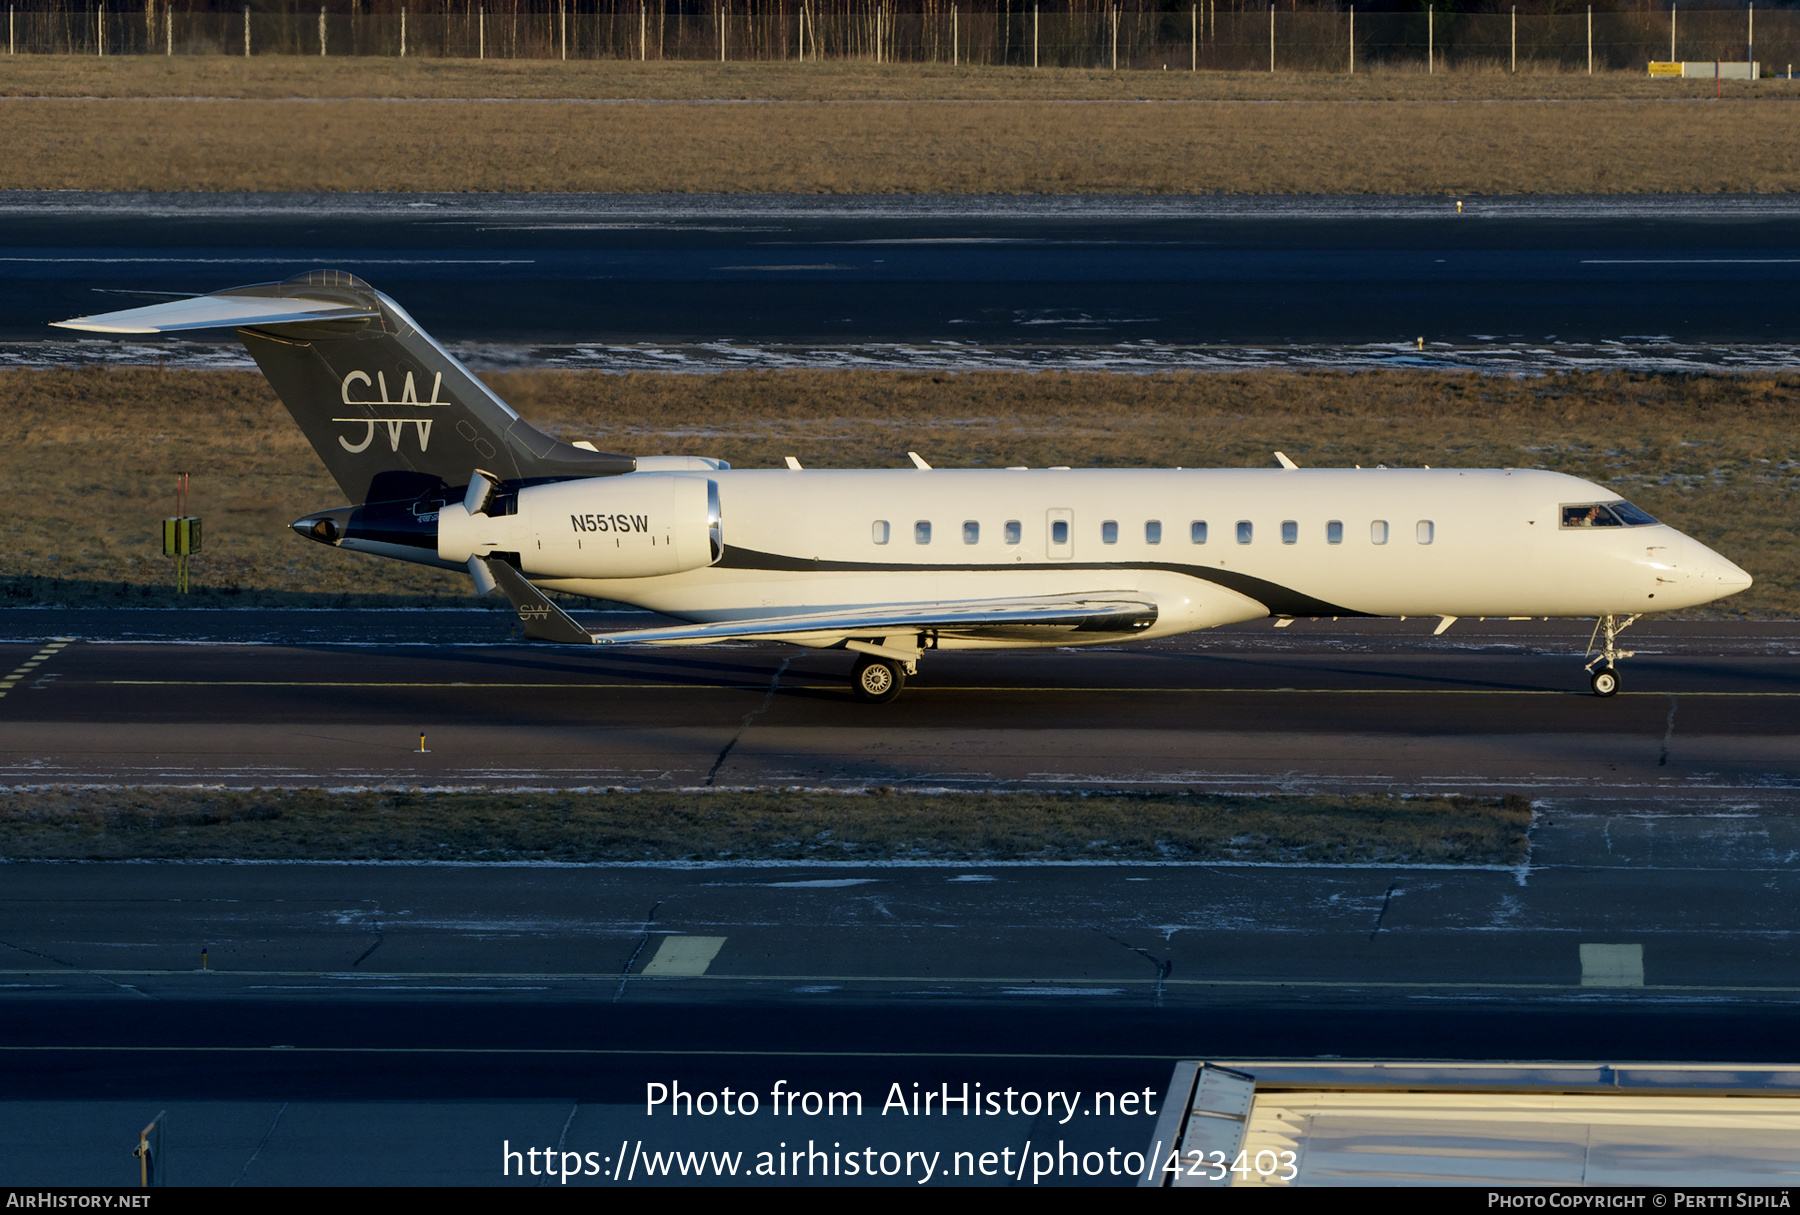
1583;613;1640;697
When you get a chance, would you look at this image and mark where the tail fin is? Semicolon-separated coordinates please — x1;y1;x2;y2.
54;270;633;504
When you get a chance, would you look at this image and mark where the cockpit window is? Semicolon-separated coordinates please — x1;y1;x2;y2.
1561;501;1658;528
1609;501;1659;526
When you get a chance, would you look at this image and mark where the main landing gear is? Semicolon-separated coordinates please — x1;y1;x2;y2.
851;654;906;704
847;636;924;704
1584;613;1641;698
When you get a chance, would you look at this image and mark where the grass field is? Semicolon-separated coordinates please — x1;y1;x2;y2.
0;57;1780;102
7;95;1798;194
3;60;1800;192
0;786;1533;865
0;366;1791;615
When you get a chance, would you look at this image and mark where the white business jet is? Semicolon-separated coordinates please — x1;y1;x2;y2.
55;272;1752;703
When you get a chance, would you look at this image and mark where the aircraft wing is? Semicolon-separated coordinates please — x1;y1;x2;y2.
51;293;382;334
482;557;1157;647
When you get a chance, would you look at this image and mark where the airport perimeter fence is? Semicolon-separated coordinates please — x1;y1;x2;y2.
2;2;1790;74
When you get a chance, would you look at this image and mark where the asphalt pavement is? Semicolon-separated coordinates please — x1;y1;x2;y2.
0;616;1793;798
10;193;1800;370
4;613;1799;1184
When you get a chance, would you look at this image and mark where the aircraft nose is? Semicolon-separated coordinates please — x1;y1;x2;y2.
1712;556;1754;593
1692;544;1753;596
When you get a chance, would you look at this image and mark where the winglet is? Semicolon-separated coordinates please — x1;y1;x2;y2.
482;558;595;645
1274;452;1299;470
908;452;932;470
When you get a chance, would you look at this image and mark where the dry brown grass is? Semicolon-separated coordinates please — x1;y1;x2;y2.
0;366;1793;614
0;56;1777;102
0;785;1533;864
6;90;1800;193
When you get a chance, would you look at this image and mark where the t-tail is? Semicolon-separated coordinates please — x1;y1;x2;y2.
54;270;635;567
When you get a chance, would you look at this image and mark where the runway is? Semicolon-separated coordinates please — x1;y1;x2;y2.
0;615;1795;798
6;612;1800;1184
9;192;1800;370
8;805;1800;1184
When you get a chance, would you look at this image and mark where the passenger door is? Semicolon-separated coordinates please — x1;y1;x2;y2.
1046;508;1074;561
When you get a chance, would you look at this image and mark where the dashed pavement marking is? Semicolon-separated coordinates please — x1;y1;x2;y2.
0;640;72;699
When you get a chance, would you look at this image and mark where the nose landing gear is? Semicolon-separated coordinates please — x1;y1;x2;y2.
1584;613;1640;698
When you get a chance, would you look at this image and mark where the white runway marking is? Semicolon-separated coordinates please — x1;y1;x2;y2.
638;935;727;977
1580;943;1645;987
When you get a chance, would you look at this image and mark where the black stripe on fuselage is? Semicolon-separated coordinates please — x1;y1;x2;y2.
714;546;1367;618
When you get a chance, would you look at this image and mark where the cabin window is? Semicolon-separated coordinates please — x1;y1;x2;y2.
914;520;932;544
1051;519;1069;545
1416;520;1435;545
1371;520;1389;545
1236;520;1253;544
1004;519;1022;545
963;520;980;545
1101;520;1119;544
1191;521;1208;544
1326;520;1343;544
1145;520;1162;545
1281;520;1298;545
872;520;890;545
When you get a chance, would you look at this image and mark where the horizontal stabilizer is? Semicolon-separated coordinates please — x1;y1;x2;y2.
52;294;381;334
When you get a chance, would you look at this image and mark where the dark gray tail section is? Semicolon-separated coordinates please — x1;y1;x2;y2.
235;271;632;505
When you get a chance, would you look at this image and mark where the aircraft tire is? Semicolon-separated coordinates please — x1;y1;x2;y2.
1590;668;1620;698
851;655;905;704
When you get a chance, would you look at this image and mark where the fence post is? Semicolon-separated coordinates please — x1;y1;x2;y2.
952;4;957;66
319;7;326;56
479;6;484;58
641;0;646;60
1032;4;1037;69
1510;6;1515;73
1112;5;1118;71
1268;3;1274;73
559;1;565;60
243;4;249;56
1587;6;1593;75
1749;2;1754;80
1427;4;1433;74
400;6;406;57
9;5;14;57
1670;3;1675;66
97;1;102;56
718;3;724;61
1191;5;1196;71
165;4;171;54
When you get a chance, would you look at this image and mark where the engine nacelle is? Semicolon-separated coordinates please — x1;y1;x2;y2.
438;474;721;579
